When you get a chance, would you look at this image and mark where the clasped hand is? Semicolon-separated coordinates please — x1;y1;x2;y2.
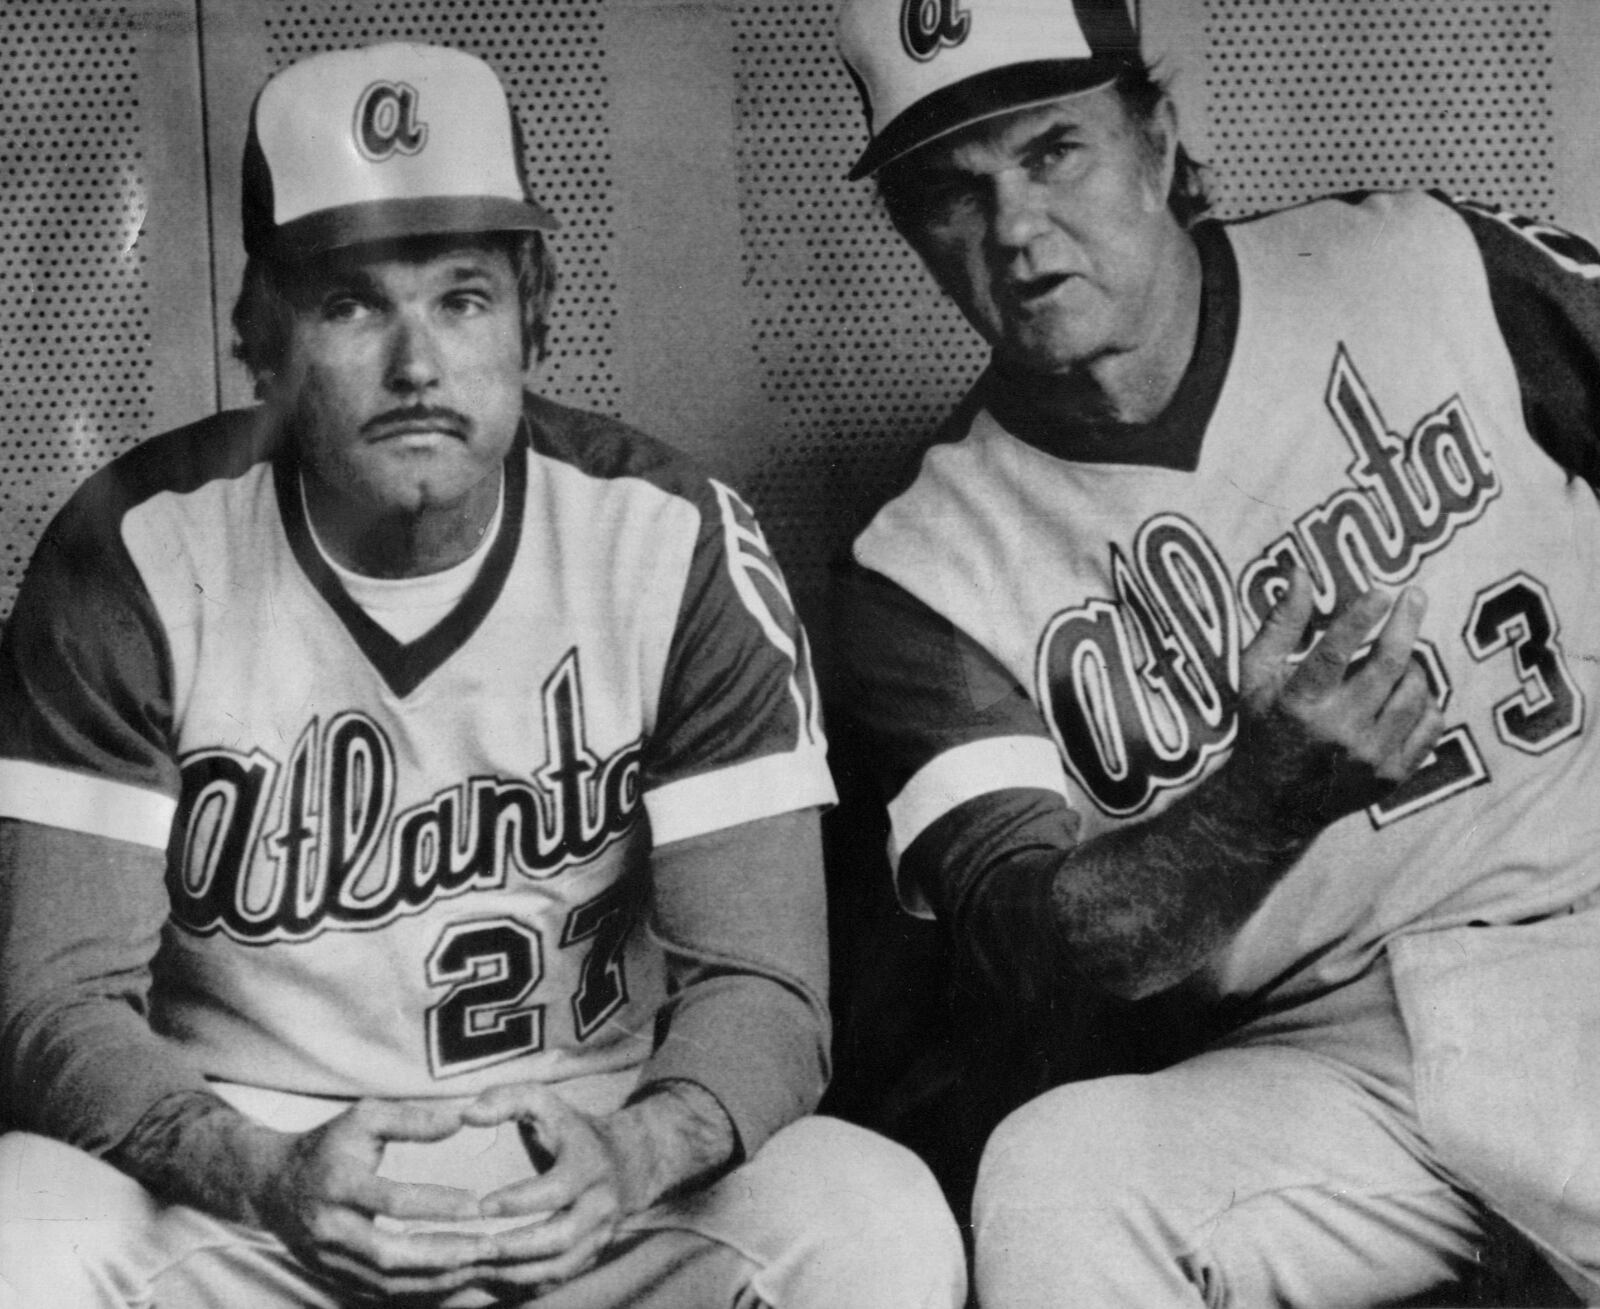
1234;567;1444;830
255;1085;643;1303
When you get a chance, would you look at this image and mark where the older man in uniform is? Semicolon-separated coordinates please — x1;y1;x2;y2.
836;0;1600;1303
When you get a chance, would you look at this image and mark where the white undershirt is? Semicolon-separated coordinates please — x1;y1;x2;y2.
302;474;505;643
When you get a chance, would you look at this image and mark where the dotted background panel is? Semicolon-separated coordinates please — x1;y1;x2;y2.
0;7;155;617
1;1;1571;627
251;1;622;414
731;2;985;613
1202;0;1556;220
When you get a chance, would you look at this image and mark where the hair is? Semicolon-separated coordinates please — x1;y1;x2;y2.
875;58;1211;234
231;229;558;395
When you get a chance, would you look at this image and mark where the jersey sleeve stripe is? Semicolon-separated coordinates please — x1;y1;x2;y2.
644;752;837;847
0;760;176;849
888;735;1069;868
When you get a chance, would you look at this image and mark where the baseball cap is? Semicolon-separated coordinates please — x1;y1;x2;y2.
838;0;1140;180
241;43;558;261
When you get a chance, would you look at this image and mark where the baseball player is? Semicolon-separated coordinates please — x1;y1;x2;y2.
834;0;1600;1303
0;42;964;1309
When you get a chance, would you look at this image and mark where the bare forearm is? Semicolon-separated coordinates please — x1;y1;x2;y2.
598;1080;738;1214
1046;643;1424;1000
1047;762;1313;999
104;1088;294;1227
946;762;1310;1014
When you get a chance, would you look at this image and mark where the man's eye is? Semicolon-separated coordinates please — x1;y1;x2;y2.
322;297;372;322
441;292;489;316
1034;141;1081;175
922;180;980;221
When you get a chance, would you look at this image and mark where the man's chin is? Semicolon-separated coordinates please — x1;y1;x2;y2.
361;448;488;506
998;337;1099;378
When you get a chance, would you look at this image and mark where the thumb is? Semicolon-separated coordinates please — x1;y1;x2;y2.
353;1097;469;1146
1241;566;1316;703
461;1080;572;1133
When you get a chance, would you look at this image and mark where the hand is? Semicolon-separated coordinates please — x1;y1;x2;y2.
456;1081;641;1297
1233;567;1443;830
252;1098;495;1303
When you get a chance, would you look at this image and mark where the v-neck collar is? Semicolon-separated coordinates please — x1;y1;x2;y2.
977;220;1239;471
276;423;528;698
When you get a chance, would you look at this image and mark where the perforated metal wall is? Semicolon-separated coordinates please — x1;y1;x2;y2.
0;2;1577;626
731;2;985;608
1;6;155;614
1202;0;1556;220
251;1;622;413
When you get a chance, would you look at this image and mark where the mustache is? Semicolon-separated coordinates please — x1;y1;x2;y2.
360;406;472;438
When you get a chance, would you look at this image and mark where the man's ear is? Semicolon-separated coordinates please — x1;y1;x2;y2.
1147;95;1180;208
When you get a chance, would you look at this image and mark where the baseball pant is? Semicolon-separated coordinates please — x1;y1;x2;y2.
971;956;1490;1308
0;1072;966;1309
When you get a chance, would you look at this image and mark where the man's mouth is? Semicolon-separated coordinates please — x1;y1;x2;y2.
363;408;471;441
1006;272;1074;306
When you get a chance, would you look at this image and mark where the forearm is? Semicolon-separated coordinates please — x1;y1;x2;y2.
2;992;214;1154
1046;763;1313;999
643;810;830;1153
0;819;212;1154
104;1088;295;1227
597;1080;738;1213
1040;658;1411;1000
944;764;1313;1009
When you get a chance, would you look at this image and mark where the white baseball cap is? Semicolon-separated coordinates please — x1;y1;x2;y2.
241;43;558;260
838;0;1140;179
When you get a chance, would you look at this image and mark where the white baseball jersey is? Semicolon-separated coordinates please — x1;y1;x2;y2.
0;391;833;1100
844;190;1600;1005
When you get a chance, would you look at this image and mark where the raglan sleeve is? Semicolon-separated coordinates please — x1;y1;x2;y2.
631;477;836;1155
832;557;1083;927
1450;195;1600;486
834;559;1167;1073
0;478;207;1153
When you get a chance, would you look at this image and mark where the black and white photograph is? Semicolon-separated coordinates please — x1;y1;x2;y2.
2;2;1600;1306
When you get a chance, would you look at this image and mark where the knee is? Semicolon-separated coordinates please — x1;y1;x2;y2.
975;1077;1146;1223
747;1117;967;1307
816;1118;959;1244
973;1079;1172;1301
0;1132;149;1307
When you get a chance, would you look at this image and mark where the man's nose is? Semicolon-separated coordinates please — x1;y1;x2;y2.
384;315;441;395
990;169;1051;249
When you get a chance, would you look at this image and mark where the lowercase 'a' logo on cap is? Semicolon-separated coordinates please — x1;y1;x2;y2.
900;0;971;61
353;80;428;161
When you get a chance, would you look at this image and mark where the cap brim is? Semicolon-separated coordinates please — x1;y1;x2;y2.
848;56;1131;180
254;195;559;260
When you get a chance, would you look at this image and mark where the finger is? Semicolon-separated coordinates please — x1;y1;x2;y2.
480;1206;592;1263
461;1080;570;1129
483;1226;612;1292
311;1248;489;1303
1290;586;1396;698
352;1097;469;1144
313;1204;495;1277
482;1192;617;1283
505;1183;615;1258
345;1172;486;1223
1245;565;1317;668
477;1151;595;1219
310;1112;484;1224
1382;688;1445;782
1346;586;1428;704
463;1081;581;1176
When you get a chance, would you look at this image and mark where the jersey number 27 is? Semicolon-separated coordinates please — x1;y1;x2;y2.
424;879;637;1077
